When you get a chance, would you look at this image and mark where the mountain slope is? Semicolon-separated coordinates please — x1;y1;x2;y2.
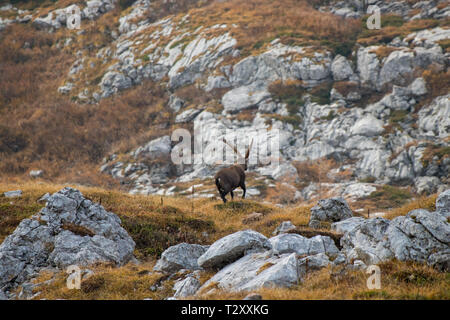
0;0;449;208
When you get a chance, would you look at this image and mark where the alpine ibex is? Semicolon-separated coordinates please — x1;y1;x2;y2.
215;137;253;203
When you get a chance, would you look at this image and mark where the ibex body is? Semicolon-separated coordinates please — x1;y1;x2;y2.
215;138;253;203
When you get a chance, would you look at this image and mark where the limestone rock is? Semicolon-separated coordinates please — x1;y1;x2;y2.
0;187;135;290
269;233;340;258
173;276;201;298
436;189;450;218
197;230;271;269
309;197;353;228
200;251;299;293
153;243;209;273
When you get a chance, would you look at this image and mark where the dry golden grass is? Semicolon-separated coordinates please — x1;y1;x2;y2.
28;261;176;300
0;181;315;258
369;45;400;60
197;260;449;300
385;193;437;220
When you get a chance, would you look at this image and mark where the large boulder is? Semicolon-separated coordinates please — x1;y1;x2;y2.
0;187;135;290
298;253;331;277
378;49;414;88
387;209;450;270
414;176;441;195
197;230;271;269
221;84;270;113
331;55;355;81
340;217;393;265
131;135;172;159
309;197;353;228
200;251;299;293
272;221;296;235
269;233;339;258
418;94;450;138
153;243;209;273
350;114;385;137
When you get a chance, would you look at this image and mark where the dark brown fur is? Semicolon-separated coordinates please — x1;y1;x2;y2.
215;164;247;203
215;138;252;203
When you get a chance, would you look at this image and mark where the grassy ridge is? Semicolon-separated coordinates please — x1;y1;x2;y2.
1;182;447;300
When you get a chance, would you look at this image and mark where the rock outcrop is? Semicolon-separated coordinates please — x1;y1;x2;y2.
0;187;135;293
197;230;271;269
309;197;353;228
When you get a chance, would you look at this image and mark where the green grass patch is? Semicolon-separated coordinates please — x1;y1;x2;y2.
119;214;215;259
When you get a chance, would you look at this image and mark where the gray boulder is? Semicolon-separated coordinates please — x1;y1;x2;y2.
357;46;380;88
331;217;366;234
221;85;270;113
269;233;339;258
0;187;135;290
341;218;393;265
378;49;414;88
132;135;171;159
100;71;133;98
200;251;299;293
414;176;441;195
197;230;271;269
153;243;209;274
418;94;450;138
173;276;201;298
331;55;354;81
387;209;450;267
272;221;296;235
350;114;385;137
175;108;203;124
309;197;353;228
436;189;450;218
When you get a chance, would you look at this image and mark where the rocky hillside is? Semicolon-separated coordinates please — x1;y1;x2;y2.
0;0;449;301
3;0;448;208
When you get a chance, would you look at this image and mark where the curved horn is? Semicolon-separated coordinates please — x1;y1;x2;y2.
245;138;253;159
222;137;244;158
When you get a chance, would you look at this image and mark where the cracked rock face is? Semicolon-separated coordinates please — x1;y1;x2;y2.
0;187;135;291
340;194;450;270
269;233;339;258
387;209;450;269
436;189;450;218
200;251;300;293
197;230;272;269
340;217;393;265
309;197;353;228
